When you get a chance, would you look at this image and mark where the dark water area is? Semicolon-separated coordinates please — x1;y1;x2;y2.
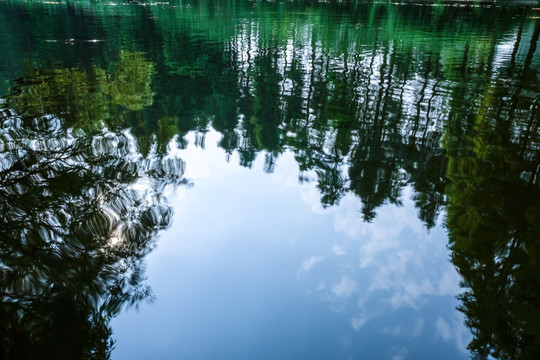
1;1;539;359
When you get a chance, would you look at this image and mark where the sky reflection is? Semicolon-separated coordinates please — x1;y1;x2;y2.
112;130;470;360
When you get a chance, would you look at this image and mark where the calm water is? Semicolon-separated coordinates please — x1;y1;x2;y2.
1;1;539;359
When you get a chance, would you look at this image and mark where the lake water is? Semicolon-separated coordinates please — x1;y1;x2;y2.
1;1;539;359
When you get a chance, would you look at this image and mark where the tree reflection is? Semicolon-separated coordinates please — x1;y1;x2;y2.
0;53;186;359
0;1;539;358
446;112;540;358
144;4;540;355
444;19;540;358
152;5;538;356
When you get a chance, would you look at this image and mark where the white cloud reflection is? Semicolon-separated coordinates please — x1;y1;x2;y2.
391;347;408;360
351;314;369;331
296;183;470;351
436;313;471;353
332;276;357;298
332;244;346;255
300;256;325;272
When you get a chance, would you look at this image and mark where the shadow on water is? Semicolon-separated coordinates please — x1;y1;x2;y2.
0;1;540;358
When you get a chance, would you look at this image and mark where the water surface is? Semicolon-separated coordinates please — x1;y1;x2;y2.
1;1;539;359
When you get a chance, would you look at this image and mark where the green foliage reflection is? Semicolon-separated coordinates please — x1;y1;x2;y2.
444;20;540;358
0;52;185;359
6;50;154;131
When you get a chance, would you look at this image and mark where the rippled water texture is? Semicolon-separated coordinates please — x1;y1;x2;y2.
1;1;539;359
